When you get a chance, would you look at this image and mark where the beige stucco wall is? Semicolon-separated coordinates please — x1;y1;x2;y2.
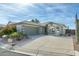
47;24;66;35
16;22;67;36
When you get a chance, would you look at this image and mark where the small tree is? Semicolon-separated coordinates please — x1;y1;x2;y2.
31;18;40;23
1;22;17;35
35;18;40;23
31;19;35;22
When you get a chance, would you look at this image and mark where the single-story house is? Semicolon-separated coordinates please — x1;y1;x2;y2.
16;20;67;36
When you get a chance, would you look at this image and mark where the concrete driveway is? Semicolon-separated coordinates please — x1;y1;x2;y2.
15;35;75;56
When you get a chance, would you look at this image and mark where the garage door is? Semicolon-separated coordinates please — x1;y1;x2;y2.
23;26;39;35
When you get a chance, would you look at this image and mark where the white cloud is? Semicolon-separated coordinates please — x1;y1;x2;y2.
0;3;76;29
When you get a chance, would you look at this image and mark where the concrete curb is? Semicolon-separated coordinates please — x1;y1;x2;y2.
0;46;76;56
7;49;36;56
0;46;35;56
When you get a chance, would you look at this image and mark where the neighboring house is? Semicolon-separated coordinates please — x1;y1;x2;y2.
44;22;67;35
16;20;67;36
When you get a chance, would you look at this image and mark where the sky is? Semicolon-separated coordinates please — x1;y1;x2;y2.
0;3;79;29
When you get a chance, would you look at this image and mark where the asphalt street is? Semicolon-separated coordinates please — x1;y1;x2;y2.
0;47;29;56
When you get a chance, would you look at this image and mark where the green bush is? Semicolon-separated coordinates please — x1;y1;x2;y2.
0;31;4;37
9;32;24;41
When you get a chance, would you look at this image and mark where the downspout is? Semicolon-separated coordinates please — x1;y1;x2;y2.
45;24;48;35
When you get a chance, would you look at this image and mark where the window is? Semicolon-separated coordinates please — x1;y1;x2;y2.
52;28;54;32
52;28;55;33
56;27;59;29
